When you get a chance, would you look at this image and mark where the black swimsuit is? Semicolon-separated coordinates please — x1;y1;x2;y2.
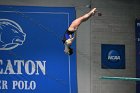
62;29;75;44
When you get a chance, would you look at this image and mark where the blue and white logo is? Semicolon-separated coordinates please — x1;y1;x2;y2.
107;50;121;62
0;19;26;50
101;44;125;69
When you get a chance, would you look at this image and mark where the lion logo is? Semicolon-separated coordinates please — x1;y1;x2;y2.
0;19;26;50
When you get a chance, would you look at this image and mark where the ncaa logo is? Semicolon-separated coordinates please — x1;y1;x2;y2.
107;50;121;62
0;19;26;50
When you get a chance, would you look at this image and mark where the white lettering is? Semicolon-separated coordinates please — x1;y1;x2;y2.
4;60;15;74
13;81;18;89
138;38;140;42
36;61;46;75
25;60;35;75
12;81;36;90
0;80;8;89
0;60;46;75
108;56;120;60
14;60;24;74
137;23;140;26
0;60;3;74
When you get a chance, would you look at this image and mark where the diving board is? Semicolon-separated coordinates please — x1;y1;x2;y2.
101;76;140;81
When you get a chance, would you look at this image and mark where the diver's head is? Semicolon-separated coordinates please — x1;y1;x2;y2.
64;43;73;55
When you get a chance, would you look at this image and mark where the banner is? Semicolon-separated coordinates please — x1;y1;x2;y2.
101;44;125;69
136;19;140;93
0;5;77;93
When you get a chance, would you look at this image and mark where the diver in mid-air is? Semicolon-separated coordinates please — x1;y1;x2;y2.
62;8;101;55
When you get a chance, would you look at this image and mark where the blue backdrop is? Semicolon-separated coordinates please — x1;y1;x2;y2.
0;5;77;93
136;19;140;93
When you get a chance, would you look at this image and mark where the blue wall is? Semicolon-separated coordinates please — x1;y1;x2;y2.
0;5;77;93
